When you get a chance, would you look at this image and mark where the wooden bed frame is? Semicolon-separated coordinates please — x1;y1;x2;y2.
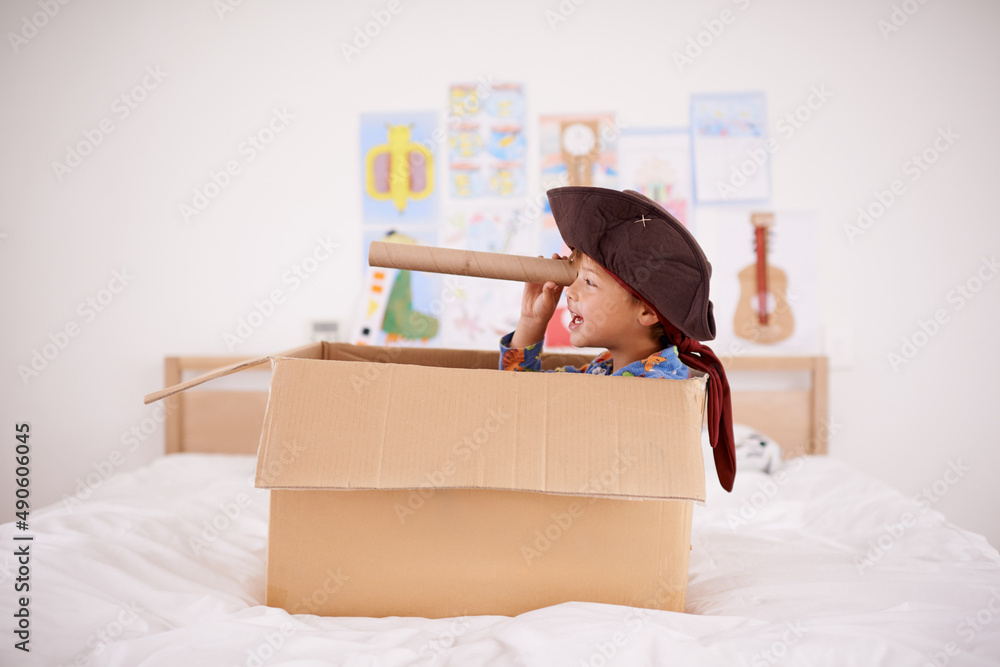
161;353;829;459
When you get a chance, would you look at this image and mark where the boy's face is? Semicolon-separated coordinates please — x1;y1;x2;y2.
564;254;653;350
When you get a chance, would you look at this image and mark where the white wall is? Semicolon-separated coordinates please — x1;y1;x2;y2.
1;0;998;547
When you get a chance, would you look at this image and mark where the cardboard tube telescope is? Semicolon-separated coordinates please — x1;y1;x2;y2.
368;241;577;286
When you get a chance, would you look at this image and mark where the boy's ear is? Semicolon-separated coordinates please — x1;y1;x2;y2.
636;304;659;327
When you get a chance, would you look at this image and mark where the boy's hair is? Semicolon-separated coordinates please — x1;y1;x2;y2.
569;249;668;347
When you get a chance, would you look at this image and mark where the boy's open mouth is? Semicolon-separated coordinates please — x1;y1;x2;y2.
569;310;583;328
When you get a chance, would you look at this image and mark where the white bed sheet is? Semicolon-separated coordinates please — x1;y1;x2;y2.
2;452;999;667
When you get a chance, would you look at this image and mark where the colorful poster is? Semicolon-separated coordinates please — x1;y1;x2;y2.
433;272;523;349
700;207;819;355
691;93;770;204
360;111;439;224
447;82;527;199
353;227;443;347
435;82;536;349
433;206;537;349
441;207;536;255
539;113;619;218
618;128;694;231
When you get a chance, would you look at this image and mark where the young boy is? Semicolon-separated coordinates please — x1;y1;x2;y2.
500;249;691;379
498;186;736;491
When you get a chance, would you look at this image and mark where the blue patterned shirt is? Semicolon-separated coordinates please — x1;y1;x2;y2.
499;331;690;379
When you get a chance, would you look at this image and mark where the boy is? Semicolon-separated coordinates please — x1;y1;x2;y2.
500;249;691;379
498;186;736;492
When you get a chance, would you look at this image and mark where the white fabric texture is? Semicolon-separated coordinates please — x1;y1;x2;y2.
2;452;999;667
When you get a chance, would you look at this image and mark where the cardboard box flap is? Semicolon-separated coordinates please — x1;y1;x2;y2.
143;355;273;405
255;358;707;502
143;343;331;406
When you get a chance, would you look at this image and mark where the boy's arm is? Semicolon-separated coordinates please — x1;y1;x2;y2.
500;253;569;373
499;332;544;372
510;253;566;348
508;317;549;349
499;332;588;374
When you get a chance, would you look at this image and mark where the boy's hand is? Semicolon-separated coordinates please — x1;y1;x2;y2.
511;254;566;348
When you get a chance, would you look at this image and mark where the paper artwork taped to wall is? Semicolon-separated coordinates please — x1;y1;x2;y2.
691;93;771;204
360;111;438;224
352;228;443;347
618;128;694;231
433;206;535;349
447;82;527;199
539;113;618;201
703;208;819;354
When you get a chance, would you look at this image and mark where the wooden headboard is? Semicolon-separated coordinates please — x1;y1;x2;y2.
723;355;829;458
161;356;271;455
161;354;829;459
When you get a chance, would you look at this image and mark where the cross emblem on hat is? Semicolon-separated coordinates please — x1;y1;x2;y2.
635;214;650;228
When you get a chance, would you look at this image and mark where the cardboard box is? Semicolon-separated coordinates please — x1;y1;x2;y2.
149;342;708;618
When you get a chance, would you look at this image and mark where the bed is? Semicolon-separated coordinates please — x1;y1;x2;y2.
3;352;999;666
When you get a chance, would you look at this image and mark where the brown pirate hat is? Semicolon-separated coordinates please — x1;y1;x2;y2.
548;186;715;340
547;186;736;492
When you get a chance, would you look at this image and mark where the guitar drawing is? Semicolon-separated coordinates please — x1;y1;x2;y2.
733;212;794;344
